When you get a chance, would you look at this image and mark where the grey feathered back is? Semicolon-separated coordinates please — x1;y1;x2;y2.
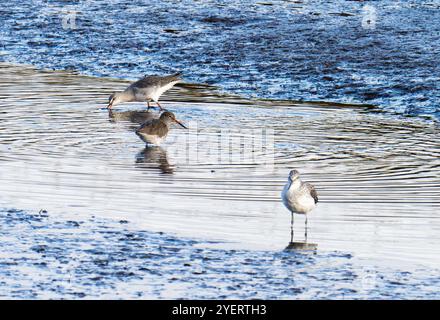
132;72;183;89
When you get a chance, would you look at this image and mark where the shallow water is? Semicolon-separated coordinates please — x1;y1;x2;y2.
0;0;439;119
0;64;439;276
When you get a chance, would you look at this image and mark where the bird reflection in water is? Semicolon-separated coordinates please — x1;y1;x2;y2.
284;223;318;251
135;146;174;174
284;232;317;252
108;109;156;127
284;214;318;252
283;217;317;252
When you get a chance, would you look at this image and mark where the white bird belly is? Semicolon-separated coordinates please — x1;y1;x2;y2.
137;133;165;146
282;185;316;214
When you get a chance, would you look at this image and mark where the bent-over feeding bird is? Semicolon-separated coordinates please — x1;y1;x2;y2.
107;72;183;110
281;169;318;241
135;111;187;146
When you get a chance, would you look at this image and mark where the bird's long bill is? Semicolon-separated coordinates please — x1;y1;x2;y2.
106;97;115;109
174;119;187;129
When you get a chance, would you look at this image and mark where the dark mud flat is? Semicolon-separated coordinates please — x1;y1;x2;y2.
1;208;439;299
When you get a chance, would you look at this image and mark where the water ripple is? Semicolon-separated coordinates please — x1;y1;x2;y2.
0;64;439;268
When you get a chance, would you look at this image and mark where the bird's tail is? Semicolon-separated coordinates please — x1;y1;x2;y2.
160;71;183;84
170;71;183;80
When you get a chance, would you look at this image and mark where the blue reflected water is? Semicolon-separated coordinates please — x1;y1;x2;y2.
0;0;439;119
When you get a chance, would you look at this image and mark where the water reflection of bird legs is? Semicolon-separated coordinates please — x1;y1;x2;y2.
135;146;173;174
305;216;308;242
286;214;316;251
290;211;294;243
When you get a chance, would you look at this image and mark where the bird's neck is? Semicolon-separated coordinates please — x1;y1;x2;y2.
287;178;301;191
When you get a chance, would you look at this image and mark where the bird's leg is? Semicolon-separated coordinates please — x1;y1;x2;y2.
156;101;164;111
147;101;151;111
305;215;308;242
290;212;294;243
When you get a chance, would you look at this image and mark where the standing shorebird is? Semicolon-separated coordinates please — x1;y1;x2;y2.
281;170;318;242
107;72;183;110
135;111;187;146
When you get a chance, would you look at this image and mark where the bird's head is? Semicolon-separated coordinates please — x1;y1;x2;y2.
160;111;187;129
288;169;300;182
107;92;121;109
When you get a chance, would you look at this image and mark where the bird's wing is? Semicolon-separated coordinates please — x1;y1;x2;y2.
158;72;183;86
304;182;319;204
136;119;154;132
131;76;161;89
132;72;183;89
136;120;168;138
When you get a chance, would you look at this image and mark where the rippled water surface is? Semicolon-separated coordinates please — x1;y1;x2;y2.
0;0;439;118
0;64;439;281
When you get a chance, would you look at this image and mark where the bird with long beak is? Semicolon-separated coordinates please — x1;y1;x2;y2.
281;169;318;242
107;72;183;110
135;111;187;146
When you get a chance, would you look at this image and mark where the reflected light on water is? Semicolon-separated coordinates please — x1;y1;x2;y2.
0;64;439;269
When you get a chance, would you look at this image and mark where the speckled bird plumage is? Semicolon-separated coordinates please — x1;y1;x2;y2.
282;170;318;215
135;111;186;146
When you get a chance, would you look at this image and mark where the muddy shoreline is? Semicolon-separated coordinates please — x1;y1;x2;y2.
1;207;439;299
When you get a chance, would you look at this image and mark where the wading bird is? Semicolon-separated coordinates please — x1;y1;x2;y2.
107;72;183;110
281;169;318;242
135;111;187;146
